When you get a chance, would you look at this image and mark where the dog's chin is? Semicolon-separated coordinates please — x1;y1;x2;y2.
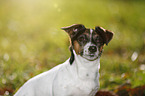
81;54;99;61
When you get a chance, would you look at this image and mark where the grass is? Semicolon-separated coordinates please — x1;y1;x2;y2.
0;0;145;95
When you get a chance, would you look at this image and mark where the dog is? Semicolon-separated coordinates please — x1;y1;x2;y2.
14;24;113;96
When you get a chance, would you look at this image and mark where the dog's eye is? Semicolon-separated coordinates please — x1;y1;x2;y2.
78;36;87;42
94;36;103;44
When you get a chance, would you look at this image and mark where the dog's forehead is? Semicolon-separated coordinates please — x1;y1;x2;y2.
82;29;99;36
82;29;90;35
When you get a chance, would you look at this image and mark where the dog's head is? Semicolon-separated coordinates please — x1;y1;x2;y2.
61;24;113;64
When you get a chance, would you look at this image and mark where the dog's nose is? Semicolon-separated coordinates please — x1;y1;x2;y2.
89;46;97;53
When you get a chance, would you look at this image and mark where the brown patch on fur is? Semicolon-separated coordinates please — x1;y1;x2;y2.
99;45;104;52
93;33;99;40
93;31;99;36
73;40;81;55
83;29;90;37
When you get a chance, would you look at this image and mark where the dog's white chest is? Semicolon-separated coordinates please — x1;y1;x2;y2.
67;76;99;96
54;78;96;96
53;59;100;96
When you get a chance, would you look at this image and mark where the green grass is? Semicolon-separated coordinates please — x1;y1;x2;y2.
0;0;145;95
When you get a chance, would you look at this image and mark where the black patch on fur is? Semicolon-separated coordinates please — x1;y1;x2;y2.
71;27;86;43
95;26;113;45
95;27;107;45
69;46;74;65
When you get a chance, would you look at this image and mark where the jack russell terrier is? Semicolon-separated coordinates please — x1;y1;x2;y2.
14;24;113;96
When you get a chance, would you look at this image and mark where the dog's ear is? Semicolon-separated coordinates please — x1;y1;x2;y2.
95;26;113;45
61;24;86;65
61;24;86;39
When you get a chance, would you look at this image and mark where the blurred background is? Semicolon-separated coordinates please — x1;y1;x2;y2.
0;0;145;95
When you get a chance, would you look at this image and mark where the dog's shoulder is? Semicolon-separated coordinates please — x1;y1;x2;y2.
29;60;68;83
28;59;70;84
15;59;70;96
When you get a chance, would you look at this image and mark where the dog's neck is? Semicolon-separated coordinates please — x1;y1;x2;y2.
72;50;100;80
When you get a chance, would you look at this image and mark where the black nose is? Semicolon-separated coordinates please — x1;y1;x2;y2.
89;46;97;53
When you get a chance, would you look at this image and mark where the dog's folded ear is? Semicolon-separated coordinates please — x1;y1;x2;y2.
95;26;113;45
61;24;86;39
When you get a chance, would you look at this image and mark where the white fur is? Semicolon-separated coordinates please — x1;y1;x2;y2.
14;50;100;96
90;29;93;41
83;42;99;60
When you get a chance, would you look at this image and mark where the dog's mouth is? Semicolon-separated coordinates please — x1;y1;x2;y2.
82;53;99;61
88;54;95;57
80;51;96;57
79;47;100;61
